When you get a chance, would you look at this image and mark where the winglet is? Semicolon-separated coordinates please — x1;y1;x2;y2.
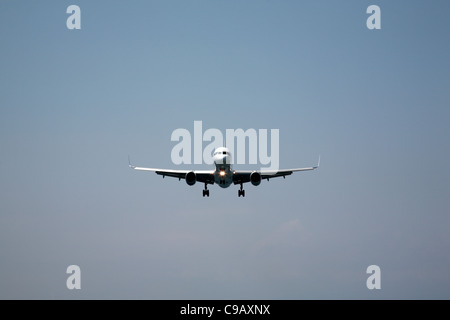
314;156;321;169
128;155;135;169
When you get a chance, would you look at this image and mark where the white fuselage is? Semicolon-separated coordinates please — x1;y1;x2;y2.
213;147;233;188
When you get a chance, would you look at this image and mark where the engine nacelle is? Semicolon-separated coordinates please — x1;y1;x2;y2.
250;171;262;186
185;171;196;186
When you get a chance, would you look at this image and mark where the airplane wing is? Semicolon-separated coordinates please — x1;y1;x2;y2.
129;158;215;184
233;157;320;184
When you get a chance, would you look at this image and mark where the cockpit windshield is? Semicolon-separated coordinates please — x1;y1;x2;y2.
214;150;228;156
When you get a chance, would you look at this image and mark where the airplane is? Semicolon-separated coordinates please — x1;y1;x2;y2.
129;147;319;197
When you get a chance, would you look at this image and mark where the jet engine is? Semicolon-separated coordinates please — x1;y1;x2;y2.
250;172;262;186
185;171;196;186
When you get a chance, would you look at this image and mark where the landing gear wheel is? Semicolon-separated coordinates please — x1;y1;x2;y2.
238;184;245;197
203;184;209;197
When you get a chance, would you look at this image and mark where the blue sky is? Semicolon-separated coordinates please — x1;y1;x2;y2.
1;0;449;299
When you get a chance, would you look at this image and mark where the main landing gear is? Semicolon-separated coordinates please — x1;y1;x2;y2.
202;183;246;197
238;183;245;197
202;183;210;197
